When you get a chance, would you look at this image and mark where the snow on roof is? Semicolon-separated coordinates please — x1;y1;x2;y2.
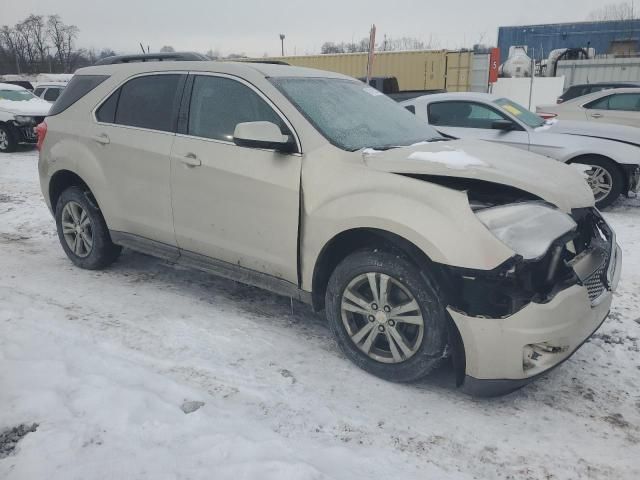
0;82;26;91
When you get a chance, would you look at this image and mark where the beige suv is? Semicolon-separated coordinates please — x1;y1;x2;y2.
38;60;621;396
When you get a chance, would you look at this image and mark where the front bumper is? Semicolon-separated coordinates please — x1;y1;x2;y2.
450;242;622;397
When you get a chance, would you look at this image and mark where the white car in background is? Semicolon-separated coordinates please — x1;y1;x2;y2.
33;83;66;103
0;82;51;153
537;88;640;128
401;92;640;209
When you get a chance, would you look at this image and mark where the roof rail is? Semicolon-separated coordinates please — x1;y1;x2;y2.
240;60;290;66
94;52;209;65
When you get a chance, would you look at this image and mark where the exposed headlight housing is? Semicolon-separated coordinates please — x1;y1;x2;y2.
14;115;36;126
475;203;577;260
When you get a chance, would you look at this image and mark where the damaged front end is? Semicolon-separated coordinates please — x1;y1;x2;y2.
445;204;617;318
433;182;620;394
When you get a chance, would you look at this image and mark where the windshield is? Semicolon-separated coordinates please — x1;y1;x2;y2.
494;98;545;128
270;77;444;151
0;89;38;102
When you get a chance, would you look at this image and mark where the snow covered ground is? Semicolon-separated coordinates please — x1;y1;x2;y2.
1;149;639;479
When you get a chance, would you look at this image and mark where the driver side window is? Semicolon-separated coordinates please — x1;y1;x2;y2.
428;101;510;129
187;75;287;142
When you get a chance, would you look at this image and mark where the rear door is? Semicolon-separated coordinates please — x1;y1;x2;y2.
169;73;302;282
90;72;186;246
426;100;530;150
584;93;640;128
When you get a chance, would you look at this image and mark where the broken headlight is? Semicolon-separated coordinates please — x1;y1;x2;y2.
14;115;36;126
475;203;577;260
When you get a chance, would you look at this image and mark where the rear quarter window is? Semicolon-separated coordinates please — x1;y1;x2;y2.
48;75;110;116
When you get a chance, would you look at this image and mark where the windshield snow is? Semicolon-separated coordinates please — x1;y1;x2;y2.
0;89;38;102
270;77;444;151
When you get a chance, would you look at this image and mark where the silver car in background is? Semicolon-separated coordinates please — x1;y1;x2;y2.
401;92;640;209
537;87;640;129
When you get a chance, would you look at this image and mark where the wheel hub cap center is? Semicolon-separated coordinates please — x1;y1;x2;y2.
375;311;387;324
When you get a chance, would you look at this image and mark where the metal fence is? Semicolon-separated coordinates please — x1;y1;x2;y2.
557;57;640;86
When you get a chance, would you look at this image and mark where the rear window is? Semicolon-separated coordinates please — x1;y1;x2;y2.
44;88;62;102
48;75;109;116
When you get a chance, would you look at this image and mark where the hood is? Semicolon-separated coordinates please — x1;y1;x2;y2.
363;139;594;212
540;119;640;146
0;97;51;116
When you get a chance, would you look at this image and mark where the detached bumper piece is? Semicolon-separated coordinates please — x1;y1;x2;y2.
445;207;621;397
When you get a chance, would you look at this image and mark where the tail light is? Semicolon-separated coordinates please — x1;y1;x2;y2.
36;121;47;151
538;112;557;120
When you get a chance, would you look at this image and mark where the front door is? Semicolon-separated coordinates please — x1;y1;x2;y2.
170;74;302;283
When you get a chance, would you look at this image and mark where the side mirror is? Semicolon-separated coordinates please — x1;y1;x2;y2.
492;120;515;132
233;121;296;153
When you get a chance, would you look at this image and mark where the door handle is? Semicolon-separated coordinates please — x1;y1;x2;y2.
590;113;603;119
181;152;202;167
92;133;110;145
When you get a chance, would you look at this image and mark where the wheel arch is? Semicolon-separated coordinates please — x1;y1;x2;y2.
567;153;627;183
311;227;437;312
49;170;97;211
311;226;467;385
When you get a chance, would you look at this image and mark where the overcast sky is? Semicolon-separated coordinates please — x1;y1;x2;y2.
3;0;615;57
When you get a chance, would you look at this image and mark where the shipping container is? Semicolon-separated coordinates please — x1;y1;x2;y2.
251;50;474;91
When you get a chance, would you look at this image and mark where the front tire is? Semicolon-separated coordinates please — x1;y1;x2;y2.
0;124;17;153
55;186;121;270
580;157;624;209
325;250;448;382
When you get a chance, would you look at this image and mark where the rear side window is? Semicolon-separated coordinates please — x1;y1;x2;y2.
44;88;61;102
96;89;120;123
404;104;415;114
187;75;286;141
34;87;45;97
113;74;183;132
48;75;109;116
586;93;640;112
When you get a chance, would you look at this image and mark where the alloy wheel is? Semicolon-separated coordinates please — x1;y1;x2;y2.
586;166;613;202
340;272;425;364
61;201;94;258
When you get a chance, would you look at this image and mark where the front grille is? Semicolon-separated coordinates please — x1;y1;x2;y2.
18;126;37;142
571;208;614;305
584;259;607;303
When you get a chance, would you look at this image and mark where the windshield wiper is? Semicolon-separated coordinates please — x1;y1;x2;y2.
367;145;402;151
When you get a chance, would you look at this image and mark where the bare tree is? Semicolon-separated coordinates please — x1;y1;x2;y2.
588;2;637;21
47;14;79;72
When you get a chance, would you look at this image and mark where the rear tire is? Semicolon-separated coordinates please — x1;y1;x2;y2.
0;124;17;153
577;157;624;210
55;186;122;270
325;250;448;382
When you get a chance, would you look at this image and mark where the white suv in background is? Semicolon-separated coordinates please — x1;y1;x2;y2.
33;83;67;103
0;82;51;153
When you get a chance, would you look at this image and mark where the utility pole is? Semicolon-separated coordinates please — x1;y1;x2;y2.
279;34;285;56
